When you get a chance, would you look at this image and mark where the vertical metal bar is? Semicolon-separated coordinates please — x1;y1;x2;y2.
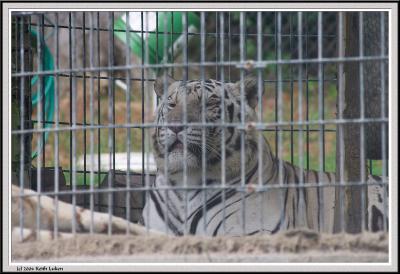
162;12;170;235
154;12;159;116
96;12;101;212
187;13;191;79
170;12;174;78
53;12;60;238
41;14;45;173
13;16;17;115
82;12;87;208
289;13;294;165
317;12;324;231
337;11;345;233
276;11;285;228
71;12;78;235
380;11;388;232
124;11;132;233
274;13;279;158
68;12;73;206
88;11;95;234
358;12;366;232
144;11;151;235
297;11;306;228
219;11;227;235
256;11;265;231
35;14;43;239
156;12;159;66
215;12;218;77
228;12;231;82
111;12;116;223
27;16;33;187
305;13;310;171
141;12;145;203
182;11;189;235
240;12;246;235
322;66;326;172
18;16;26;241
200;11;207;234
107;11;114;235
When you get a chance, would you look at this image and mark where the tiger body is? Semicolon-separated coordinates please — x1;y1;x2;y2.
145;76;388;236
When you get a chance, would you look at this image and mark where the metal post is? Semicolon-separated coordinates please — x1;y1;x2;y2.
339;12;364;234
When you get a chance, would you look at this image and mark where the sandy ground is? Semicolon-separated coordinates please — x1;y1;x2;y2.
11;230;388;263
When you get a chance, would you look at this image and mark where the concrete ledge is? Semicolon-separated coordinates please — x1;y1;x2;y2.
14;252;388;263
12;230;388;263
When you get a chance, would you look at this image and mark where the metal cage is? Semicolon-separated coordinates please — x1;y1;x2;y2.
11;11;389;238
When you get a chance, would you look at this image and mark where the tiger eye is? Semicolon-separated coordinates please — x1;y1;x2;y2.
206;99;220;107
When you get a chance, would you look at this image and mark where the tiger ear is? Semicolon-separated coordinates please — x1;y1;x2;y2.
154;75;176;97
235;76;263;109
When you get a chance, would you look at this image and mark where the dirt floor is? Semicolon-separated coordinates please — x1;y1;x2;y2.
11;230;388;263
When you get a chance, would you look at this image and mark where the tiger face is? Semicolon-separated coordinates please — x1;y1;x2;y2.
152;75;263;185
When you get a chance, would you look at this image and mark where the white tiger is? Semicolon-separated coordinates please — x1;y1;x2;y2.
144;75;388;236
11;76;387;241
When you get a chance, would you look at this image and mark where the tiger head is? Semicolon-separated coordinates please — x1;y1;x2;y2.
152;75;264;185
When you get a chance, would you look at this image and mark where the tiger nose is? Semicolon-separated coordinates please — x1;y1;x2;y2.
168;126;184;134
